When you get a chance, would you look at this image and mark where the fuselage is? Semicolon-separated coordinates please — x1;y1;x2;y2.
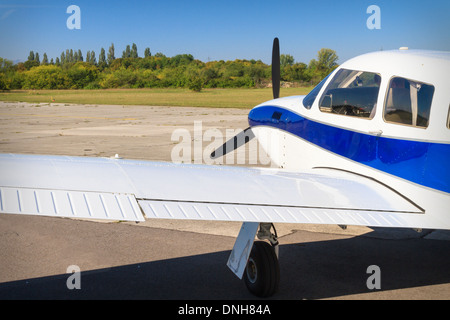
248;49;450;225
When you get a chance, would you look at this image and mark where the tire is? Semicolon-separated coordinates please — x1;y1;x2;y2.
243;241;280;297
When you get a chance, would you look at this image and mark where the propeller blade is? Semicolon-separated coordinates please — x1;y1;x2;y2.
211;39;278;159
210;127;255;159
272;37;280;99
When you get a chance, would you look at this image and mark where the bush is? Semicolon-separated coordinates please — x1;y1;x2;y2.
0;73;8;90
23;65;69;89
66;62;99;89
0;48;339;90
99;68;137;88
9;72;25;89
187;77;203;92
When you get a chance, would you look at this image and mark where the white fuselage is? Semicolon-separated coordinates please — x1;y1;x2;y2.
249;50;450;229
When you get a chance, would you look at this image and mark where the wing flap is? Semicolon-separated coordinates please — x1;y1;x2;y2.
0;187;144;222
138;199;421;228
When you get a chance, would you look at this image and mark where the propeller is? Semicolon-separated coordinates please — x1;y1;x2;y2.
210;38;280;160
272;37;280;99
210;127;255;159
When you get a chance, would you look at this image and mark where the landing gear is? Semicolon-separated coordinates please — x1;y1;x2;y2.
244;240;280;297
227;222;281;297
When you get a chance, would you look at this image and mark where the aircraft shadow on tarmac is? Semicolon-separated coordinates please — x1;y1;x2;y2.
1;231;449;300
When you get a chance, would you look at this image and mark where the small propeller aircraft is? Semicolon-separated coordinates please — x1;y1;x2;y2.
0;38;449;297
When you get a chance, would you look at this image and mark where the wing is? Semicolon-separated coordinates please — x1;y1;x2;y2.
0;153;444;229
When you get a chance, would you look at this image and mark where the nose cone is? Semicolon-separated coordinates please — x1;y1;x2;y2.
248;106;289;131
248;95;305;130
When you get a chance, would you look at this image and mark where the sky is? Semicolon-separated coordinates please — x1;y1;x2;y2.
0;0;449;65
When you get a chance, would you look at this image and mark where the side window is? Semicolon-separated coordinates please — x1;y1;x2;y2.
384;77;434;128
318;69;381;118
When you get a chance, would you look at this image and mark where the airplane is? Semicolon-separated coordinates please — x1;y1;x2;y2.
0;38;449;298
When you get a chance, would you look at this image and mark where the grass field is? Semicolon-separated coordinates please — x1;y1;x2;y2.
0;87;313;109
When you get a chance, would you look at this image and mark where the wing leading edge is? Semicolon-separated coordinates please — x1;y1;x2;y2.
0;153;443;229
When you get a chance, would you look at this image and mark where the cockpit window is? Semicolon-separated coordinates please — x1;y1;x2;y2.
318;69;381;118
447;105;450;129
302;74;330;109
384;77;434;128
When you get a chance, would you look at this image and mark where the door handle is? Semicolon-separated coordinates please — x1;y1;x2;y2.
368;130;383;136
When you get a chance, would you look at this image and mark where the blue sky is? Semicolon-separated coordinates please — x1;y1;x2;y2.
1;0;449;65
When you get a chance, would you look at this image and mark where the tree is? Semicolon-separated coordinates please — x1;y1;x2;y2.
8;45;340;89
280;54;294;67
107;43;115;65
27;51;35;61
122;45;131;58
77;49;83;62
99;48;106;65
308;48;339;84
185;66;203;92
317;48;338;70
90;51;96;65
0;57;13;70
23;60;39;70
131;43;138;58
284;62;308;82
144;47;151;58
42;53;48;64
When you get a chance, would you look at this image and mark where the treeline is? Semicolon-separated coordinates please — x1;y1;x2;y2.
0;43;338;91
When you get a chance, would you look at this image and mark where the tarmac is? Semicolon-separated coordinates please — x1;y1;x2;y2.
0;101;449;300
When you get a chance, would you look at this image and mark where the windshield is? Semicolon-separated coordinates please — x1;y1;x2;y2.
302;74;331;109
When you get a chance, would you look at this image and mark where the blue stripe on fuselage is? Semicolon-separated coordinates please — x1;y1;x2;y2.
248;106;450;194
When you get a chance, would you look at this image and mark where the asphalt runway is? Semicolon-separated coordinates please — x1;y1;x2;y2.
0;101;449;300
